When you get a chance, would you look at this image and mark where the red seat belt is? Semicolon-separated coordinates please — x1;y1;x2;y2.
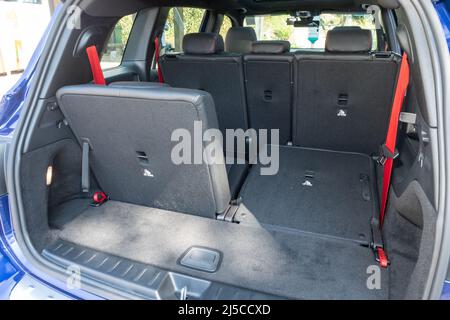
86;45;106;85
379;52;410;227
154;36;164;83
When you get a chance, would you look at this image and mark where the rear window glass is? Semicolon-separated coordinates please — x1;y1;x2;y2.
101;14;136;70
163;7;207;53
243;12;379;51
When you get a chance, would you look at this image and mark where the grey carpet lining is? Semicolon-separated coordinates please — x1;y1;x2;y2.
49;198;92;230
237;146;377;243
54;200;388;299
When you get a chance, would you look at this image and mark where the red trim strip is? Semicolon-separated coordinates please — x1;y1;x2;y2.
154;37;164;83
86;45;106;85
379;53;410;226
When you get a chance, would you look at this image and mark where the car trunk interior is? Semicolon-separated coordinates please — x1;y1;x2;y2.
11;0;442;300
44;146;387;300
20;134;433;300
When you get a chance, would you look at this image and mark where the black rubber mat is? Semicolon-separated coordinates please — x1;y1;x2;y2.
237;146;377;242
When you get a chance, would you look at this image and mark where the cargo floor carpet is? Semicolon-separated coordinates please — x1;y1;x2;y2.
53;200;388;299
237;146;377;243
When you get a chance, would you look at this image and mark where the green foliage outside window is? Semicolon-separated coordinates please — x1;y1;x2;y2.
116;14;135;45
101;8;379;70
219;15;233;40
164;7;206;52
101;14;136;69
245;13;378;50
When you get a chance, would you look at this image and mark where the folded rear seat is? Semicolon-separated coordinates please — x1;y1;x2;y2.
244;40;294;145
57;85;231;218
294;27;400;155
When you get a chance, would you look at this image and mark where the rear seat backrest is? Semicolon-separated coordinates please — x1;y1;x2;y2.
57;85;231;218
160;33;248;143
294;27;400;155
244;41;294;145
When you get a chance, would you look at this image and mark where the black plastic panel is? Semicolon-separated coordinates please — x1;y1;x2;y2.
24;97;76;153
43;240;284;300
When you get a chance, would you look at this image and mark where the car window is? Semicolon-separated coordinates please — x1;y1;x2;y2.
162;7;207;52
101;14;136;70
219;15;233;40
244;12;379;51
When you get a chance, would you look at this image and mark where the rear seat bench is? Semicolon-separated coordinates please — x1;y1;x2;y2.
160;26;399;156
156;26;400;202
57;27;400;222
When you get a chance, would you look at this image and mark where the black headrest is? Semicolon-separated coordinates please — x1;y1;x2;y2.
325;27;372;53
251;41;291;54
225;27;257;53
182;33;224;55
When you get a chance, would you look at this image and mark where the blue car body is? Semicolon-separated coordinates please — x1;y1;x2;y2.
0;5;99;300
0;2;449;300
435;0;450;50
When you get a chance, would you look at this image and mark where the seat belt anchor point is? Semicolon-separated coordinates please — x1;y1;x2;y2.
373;246;390;268
376;144;399;166
91;191;109;207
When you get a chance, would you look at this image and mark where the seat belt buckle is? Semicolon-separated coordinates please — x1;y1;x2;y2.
373;246;390;268
376;144;399;166
91;191;109;207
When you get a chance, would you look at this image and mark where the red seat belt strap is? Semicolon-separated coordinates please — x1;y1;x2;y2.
379;52;410;226
86;45;106;85
154;37;164;83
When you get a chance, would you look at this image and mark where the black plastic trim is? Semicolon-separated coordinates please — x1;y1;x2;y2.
43;240;284;300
